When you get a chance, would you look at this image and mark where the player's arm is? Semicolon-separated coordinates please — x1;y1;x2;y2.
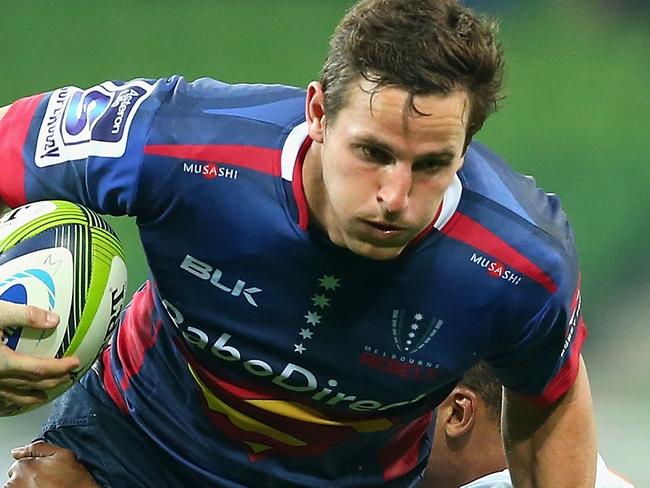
502;355;597;488
0;102;86;415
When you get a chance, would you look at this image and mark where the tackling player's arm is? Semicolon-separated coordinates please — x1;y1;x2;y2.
502;355;597;488
6;441;99;488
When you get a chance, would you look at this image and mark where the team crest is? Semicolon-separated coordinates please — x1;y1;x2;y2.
391;310;443;355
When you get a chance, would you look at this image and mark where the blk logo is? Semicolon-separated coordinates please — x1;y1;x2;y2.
180;255;261;307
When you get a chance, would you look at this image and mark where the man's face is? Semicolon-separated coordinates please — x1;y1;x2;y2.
305;80;469;260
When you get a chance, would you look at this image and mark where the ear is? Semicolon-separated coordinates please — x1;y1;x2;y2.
306;81;326;144
445;386;477;438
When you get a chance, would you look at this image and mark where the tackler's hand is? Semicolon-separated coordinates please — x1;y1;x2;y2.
0;301;78;414
4;441;99;488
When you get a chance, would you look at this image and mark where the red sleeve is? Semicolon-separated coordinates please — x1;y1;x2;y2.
0;94;46;207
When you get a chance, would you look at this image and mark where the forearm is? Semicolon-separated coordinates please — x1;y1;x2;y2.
503;356;597;488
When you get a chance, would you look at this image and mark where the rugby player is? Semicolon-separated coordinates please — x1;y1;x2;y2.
423;362;634;487
0;0;597;485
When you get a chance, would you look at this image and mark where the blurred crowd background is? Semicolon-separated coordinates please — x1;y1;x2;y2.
1;1;647;485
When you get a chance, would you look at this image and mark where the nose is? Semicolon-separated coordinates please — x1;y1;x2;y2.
376;163;412;215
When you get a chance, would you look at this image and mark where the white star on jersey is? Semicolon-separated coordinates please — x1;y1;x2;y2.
304;311;321;326
299;328;314;340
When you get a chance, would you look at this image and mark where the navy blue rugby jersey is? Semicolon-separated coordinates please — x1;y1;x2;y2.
0;77;586;487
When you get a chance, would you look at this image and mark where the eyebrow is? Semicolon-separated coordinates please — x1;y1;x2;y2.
354;135;456;163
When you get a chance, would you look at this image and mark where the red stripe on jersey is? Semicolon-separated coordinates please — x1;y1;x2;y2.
379;410;432;481
442;212;558;293
531;316;587;406
291;137;313;230
101;347;129;415
144;144;281;176
0;94;45;207
115;282;163;391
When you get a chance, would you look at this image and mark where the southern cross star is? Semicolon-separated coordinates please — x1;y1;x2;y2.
318;275;341;291
299;328;314;340
304;311;321;326
311;294;330;309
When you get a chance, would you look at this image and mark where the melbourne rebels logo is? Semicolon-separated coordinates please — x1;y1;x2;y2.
391;310;444;355
0;269;56;350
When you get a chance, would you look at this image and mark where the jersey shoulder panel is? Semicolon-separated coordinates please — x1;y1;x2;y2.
137;77;306;222
461;142;576;256
442;142;585;402
146;77;306;147
452;142;580;301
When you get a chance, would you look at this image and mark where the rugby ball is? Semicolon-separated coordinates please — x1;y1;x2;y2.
0;201;128;414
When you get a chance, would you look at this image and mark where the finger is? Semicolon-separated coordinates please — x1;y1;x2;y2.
0;403;21;416
0;386;48;406
11;440;58;460
5;458;35;486
0;376;73;391
0;349;80;379
0;302;59;330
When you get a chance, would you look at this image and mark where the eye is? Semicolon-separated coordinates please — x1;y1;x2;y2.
413;158;452;173
358;145;392;165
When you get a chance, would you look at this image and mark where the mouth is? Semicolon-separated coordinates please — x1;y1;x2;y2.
361;220;408;238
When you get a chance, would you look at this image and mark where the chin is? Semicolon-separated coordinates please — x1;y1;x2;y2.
346;239;406;261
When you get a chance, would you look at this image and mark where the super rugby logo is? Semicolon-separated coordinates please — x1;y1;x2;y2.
182;162;239;180
35;80;155;167
470;253;523;285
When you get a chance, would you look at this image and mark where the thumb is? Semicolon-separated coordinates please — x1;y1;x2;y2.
11;440;58;460
0;302;59;330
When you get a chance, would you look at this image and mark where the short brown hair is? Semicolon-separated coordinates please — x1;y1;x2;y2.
321;0;505;145
460;362;503;423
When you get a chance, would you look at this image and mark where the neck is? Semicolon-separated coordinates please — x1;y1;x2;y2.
457;427;507;486
425;426;506;488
